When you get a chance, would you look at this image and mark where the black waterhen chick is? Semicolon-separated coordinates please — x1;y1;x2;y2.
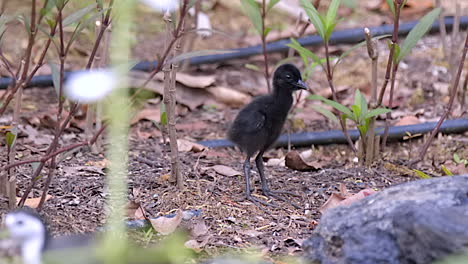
227;64;308;207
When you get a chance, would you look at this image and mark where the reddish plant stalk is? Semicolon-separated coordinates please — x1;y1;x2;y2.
324;41;357;153
377;1;402;106
18;2;115;207
378;1;402;152
412;32;468;165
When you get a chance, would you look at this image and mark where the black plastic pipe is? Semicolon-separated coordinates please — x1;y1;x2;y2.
1;16;467;90
198;119;468;148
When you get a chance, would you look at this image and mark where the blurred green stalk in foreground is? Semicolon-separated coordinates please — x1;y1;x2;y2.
101;0;135;263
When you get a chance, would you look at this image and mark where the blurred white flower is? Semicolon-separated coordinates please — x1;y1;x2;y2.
140;0;179;13
65;70;116;103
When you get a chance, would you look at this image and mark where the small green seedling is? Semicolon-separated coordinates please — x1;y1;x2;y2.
308;90;391;141
453;154;468;166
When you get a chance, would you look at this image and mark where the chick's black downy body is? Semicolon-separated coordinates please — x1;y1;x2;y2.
228;64;308;207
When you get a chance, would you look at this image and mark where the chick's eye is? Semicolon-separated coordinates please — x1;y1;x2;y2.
285;74;291;79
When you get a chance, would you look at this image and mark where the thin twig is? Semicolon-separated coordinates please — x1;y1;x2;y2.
134;2;190;99
379;0;402;152
461;71;467;109
324;41;357;153
377;1;402;106
0;19;57;116
17;1;115;206
411;32;468;165
435;0;448;60
260;0;271;92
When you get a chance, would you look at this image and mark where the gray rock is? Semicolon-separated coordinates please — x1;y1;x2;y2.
303;175;468;264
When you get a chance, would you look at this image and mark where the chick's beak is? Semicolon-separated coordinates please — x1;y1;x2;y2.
296;79;309;90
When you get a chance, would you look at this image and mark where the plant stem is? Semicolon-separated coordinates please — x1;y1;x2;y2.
4;0;38;208
260;0;271;92
411;32;468;165
378;1;402;153
324;41;357;153
461;71;467;109
381;62;399;148
1;126;106;172
135;2;190;98
101;0;134;261
377;1;402;106
364;28;379;166
169;19;184;190
435;0;448;60
17;1;114;207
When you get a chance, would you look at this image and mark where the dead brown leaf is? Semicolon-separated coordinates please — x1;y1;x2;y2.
285;151;321;171
184;234;212;252
150;209;183;235
131;108;160;125
126;201;146;220
206;86;250;107
319;184;376;214
177;139;206;152
130;72;211;110
209;165;241;177
175;121;209;131
190;219;209;237
16;195;52;208
395;115;420;126
155;72;216;88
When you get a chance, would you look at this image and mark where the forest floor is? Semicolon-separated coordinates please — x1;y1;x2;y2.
0;0;467;261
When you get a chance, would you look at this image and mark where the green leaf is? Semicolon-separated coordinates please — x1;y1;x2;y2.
351;105;360;122
5;131;16;148
397;8;441;62
393;43;400;62
267;0;280;12
240;0;262;35
357;124;367;138
263;26;272;37
414;169;431;179
385;0;395;17
343;0;357;9
310;105;339;124
0;15;14;38
300;0;326;40
308;94;353;118
17;14;31;34
364;108;391;119
325;21;338;42
326;0;341;30
245;63;261;72
63;3;97;27
96;0;103;9
68;10;104;45
303;60;324;80
55;0;65;9
49;62;61;97
160;103;167;126
453;153;461;164
287;38;323;65
355;89;368;120
441;165;453;176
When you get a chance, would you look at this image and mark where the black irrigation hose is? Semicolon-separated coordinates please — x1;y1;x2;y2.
0;16;467;89
198;119;468;148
